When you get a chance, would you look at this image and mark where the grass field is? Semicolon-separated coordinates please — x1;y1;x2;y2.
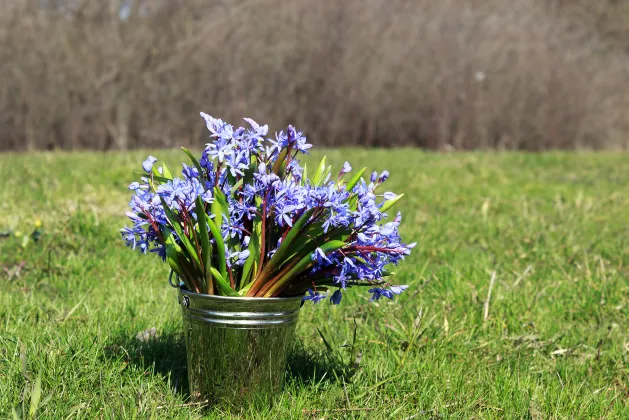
2;150;629;419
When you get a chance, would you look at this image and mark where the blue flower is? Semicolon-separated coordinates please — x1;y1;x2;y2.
287;126;312;153
229;249;250;266
380;221;397;237
120;226;141;250
200;189;213;204
199;150;215;174
268;125;312;156
150;245;167;262
311;247;331;264
368;287;394;302
157;177;204;212
330;289;342;305
254;162;280;187
200;112;233;140
390;285;409;295
142;156;158;173
243;117;269;142
275;204;299;227
182;164;199;180
302;288;327;304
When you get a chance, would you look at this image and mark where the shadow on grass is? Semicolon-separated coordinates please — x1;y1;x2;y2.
103;330;343;398
104;329;190;396
286;340;356;386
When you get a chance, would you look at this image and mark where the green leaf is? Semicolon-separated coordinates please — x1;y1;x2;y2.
230;178;244;194
164;229;193;290
134;171;171;183
159;198;202;271
160;162;173;179
243;156;257;187
240;213;261;287
238;281;253;296
178;254;201;292
206;216;227;281
210;267;238;296
204;242;213;294
323;165;332;184
302;162;308;186
346;167;367;191
181;147;205;182
264;240;346;296
263;208;316;275
346;194;359;211
211;186;228;228
272;148;289;175
151;163;173;181
29;372;42;419
380;193;405;213
312;156;327;186
194;196;211;276
274;221;327;262
282;225;350;267
164;229;181;264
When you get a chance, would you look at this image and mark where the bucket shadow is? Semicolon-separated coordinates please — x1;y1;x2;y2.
286;340;353;386
104;329;190;396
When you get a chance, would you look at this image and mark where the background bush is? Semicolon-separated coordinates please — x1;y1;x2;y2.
1;0;629;151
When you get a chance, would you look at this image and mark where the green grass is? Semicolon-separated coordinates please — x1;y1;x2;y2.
2;149;629;419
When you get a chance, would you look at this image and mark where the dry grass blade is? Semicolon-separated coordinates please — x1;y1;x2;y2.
483;271;497;322
155;400;209;410
303;407;375;415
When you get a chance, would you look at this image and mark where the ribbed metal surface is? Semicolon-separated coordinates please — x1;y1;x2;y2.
179;287;302;408
180;289;302;328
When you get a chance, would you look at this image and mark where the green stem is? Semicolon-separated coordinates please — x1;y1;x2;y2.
262;240;345;297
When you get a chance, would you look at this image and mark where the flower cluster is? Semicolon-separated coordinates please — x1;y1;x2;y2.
121;113;414;304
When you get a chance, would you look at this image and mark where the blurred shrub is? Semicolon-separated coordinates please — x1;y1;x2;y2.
1;0;629;151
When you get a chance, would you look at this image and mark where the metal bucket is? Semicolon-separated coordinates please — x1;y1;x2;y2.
178;287;302;408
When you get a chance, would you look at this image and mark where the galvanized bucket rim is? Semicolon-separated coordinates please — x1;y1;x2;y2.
179;286;304;303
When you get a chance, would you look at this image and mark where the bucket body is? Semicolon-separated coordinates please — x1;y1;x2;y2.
178;287;302;408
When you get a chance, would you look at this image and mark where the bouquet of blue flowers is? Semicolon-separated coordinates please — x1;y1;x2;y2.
121;113;415;304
